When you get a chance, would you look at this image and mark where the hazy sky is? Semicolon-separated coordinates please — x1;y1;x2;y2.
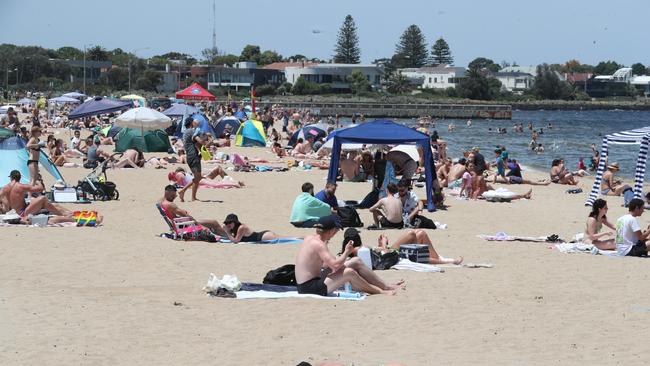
2;0;648;67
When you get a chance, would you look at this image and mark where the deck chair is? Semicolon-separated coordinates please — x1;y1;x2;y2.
155;203;219;242
230;153;252;172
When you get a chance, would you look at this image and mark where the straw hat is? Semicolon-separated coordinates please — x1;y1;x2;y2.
607;162;620;171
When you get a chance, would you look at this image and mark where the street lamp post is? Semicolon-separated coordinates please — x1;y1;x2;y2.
129;47;150;93
83;43;93;95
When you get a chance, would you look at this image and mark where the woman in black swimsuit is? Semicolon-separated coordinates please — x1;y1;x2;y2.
222;213;280;243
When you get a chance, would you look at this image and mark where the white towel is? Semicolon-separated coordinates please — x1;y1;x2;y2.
391;258;443;272
234;290;365;301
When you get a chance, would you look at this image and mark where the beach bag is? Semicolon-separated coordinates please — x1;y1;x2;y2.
200;146;212;161
370;250;399;270
73;210;98;227
399;244;430;264
411;215;437;229
263;264;296;286
623;187;635;207
337;206;363;228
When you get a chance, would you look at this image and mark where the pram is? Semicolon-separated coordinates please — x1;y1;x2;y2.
76;153;120;201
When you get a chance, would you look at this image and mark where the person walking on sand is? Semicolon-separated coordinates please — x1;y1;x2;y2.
182;117;206;201
295;215;401;296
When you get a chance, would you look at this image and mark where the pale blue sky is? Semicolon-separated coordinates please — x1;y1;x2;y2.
1;0;648;67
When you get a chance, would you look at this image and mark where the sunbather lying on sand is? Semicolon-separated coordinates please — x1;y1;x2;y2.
221;213;285;243
169;167;244;202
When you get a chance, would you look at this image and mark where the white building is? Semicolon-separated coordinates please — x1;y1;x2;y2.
399;65;466;89
492;72;535;92
284;64;383;90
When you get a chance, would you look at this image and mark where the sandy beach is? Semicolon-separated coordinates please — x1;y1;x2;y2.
2;133;650;366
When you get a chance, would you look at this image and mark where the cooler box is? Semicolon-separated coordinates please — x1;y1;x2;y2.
53;187;78;203
399;244;430;263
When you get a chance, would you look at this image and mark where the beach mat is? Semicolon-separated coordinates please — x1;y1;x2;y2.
220;238;302;244
228;283;365;301
0;222;79;228
391;259;443;273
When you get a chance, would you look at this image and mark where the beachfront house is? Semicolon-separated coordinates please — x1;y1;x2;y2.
398;65;466;89
283;63;383;91
205;62;283;91
492;71;535;92
586;67;650;97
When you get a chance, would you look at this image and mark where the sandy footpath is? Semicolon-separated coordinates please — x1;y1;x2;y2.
2;130;650;365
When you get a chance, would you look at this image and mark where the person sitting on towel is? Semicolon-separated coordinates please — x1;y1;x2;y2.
294;215;402;296
614;198;650;257
315;181;339;213
290;182;332;228
339;228;463;265
368;183;403;229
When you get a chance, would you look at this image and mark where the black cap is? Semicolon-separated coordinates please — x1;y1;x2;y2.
9;170;21;181
223;213;240;225
315;215;342;230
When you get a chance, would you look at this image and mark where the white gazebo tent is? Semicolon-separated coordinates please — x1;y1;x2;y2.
586;126;650;206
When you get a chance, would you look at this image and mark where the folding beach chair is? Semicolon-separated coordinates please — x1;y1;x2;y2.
155;203;219;242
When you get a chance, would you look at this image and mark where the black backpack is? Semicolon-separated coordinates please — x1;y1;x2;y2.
337;206;364;228
370;250;400;270
263;264;296;286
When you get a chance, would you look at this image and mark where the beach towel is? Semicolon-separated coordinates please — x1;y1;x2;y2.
218;238;302;244
391;258;443;273
0;221;78;228
553;243;619;257
477;233;561;242
289;192;331;223
73;210;97;226
205;278;365;300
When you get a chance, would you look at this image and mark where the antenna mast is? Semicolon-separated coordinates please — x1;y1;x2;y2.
212;0;217;50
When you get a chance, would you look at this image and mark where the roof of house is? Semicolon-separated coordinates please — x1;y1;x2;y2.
400;65;465;74
493;72;535;77
564;73;593;83
263;61;318;71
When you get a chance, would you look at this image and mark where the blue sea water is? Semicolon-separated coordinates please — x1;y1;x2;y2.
396;110;650;177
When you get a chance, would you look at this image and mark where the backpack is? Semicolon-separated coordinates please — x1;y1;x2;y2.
370;250;400;270
263;264;296;286
337;206;364;228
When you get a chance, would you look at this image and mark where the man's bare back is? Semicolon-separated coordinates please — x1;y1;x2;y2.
378;196;403;223
448;163;465;181
295;233;329;284
340;157;359;180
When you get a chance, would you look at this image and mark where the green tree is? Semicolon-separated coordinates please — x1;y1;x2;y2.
56;46;83;60
593;60;620;75
109;48;130;67
135;69;162;92
333;15;361;64
347;70;370;94
212;54;240;66
255;84;276;96
291;76;322;95
531;63;574;100
201;47;221;64
240;45;261;63
100;67;129;90
631;62;646;76
563;59;593;73
393;25;428;68
259;50;282;65
467;57;500;73
386;72;412;94
87;46;109;61
456;68;492;100
431;37;453;65
286;54;306;61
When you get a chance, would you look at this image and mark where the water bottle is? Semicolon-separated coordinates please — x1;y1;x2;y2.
357;247;372;269
344;282;353;292
336;291;362;299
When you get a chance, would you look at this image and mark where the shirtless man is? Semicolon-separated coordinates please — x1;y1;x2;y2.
436;158;452;187
160;185;227;235
446;158;467;189
340;151;364;182
25;126;45;185
294;215;398;296
1;170;72;220
291;137;314;159
369;183;403;229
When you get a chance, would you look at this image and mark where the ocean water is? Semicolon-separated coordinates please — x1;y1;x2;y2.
395;110;650;177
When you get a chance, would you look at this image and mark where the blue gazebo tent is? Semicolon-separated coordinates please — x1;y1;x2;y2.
68;97;133;119
173;113;215;138
162;103;199;117
214;116;241;138
288;123;328;147
586;126;650;206
326;120;438;211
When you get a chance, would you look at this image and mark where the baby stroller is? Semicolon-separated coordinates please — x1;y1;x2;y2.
76;153;120;201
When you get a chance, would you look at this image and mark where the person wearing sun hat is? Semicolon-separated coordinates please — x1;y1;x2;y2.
294;215;400;296
601;162;630;196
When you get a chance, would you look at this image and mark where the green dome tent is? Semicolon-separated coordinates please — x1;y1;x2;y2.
114;128;172;153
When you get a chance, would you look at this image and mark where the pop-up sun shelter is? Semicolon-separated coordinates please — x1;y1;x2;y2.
326;120;437;211
586;126;650;206
235;120;267;147
68;97;133;119
175;83;215;101
0;131;64;186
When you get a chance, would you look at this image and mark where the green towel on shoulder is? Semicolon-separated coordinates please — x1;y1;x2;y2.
290;193;331;223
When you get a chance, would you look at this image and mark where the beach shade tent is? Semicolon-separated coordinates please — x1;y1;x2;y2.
62;92;86;99
114;107;171;132
114;128;172;153
233;110;247;120
120;94;146;107
175;83;216;101
17;97;35;105
235;119;267;147
586;126;650;206
0;133;64;186
326;120;437;212
101;125;123;139
162;103;199;117
288;122;329;147
49;96;82;104
68;97;133;119
213;116;240;137
318;125;370;153
172;112;215;138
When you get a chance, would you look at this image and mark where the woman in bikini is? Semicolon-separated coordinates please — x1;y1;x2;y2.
25;126;45;185
222;213;281;243
583;198;616;250
550;158;578;185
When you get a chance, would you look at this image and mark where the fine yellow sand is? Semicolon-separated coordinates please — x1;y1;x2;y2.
2;130;650;365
